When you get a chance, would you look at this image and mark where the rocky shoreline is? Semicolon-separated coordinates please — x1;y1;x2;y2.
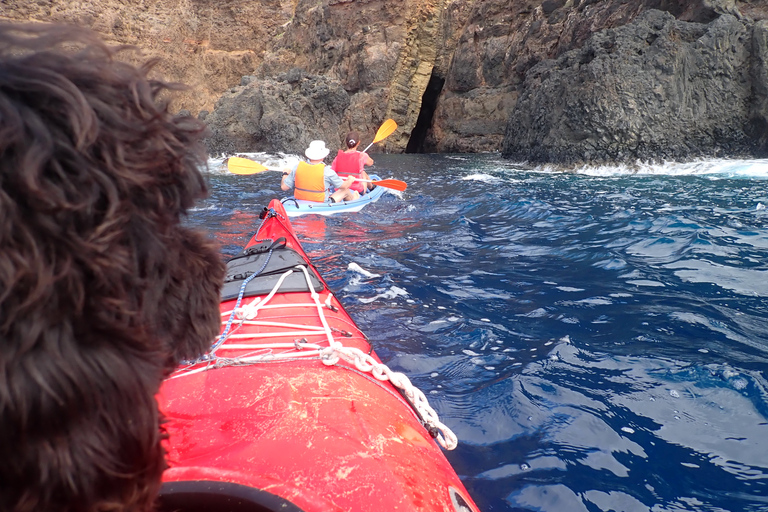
4;0;768;165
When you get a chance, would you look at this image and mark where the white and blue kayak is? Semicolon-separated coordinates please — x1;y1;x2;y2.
225;159;406;217
281;175;388;217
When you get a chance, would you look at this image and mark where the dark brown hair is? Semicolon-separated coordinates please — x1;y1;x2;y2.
0;22;224;512
345;131;361;149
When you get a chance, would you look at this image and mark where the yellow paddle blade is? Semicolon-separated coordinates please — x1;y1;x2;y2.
372;119;398;143
227;157;268;175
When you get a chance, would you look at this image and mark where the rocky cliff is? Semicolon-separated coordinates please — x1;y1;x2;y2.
504;10;768;164
1;0;294;113
3;0;768;164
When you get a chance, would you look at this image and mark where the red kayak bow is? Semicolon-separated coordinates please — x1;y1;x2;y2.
157;199;479;512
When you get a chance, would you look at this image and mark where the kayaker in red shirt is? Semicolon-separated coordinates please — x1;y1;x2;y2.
281;140;358;203
331;131;375;194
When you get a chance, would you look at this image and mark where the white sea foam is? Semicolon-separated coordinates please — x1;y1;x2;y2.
206;152;301;175
347;262;381;279
211;151;768;180
358;285;409;304
537;158;768;178
462;173;506;183
556;286;585;292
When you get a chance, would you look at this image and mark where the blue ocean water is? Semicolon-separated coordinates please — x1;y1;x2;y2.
193;153;768;512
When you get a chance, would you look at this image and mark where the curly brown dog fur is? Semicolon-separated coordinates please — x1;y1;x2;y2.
0;23;225;512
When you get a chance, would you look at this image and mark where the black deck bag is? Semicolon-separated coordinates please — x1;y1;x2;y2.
221;237;324;301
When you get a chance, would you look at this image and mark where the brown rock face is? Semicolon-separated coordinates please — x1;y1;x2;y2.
203;70;352;157
4;0;768;160
0;0;293;114
215;0;768;157
254;0;460;153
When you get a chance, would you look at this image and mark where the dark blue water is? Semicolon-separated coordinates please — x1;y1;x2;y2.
193;153;768;512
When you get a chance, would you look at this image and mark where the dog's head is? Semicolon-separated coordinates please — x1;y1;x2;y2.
0;23;224;511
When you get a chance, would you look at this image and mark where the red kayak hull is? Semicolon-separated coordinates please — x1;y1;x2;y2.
158;199;479;511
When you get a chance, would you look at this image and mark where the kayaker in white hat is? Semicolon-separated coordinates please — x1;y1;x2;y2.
281;140;359;203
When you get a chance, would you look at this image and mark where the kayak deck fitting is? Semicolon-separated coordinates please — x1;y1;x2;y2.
157;199;479;512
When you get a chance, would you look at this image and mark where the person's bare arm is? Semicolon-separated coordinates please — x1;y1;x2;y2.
340;175;356;189
280;169;291;191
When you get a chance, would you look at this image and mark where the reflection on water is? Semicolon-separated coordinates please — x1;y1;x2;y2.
191;153;768;511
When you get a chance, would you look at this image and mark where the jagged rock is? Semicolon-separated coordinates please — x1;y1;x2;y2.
429;0;656;153
502;10;765;164
0;0;293;114
676;0;743;22
748;20;768;153
255;0;455;154
203;71;351;156
7;0;768;162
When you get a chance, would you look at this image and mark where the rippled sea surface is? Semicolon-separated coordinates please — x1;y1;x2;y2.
192;153;768;512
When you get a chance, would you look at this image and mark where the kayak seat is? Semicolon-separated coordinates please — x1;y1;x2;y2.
158;480;305;512
221;238;324;301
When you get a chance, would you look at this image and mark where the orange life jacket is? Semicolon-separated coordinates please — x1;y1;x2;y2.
294;161;326;202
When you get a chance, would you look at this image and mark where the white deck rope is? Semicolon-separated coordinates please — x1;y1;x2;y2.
172;262;458;450
222;342;324;351
235;269;297;322
221;302;336;314
299;264;337;347
319;342;458;450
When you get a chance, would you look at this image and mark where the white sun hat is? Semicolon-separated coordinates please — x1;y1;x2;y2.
305;140;330;160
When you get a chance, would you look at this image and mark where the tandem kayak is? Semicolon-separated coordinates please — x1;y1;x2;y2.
157;199;479;512
281;174;388;217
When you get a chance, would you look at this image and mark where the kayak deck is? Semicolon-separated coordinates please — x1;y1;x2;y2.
157;200;478;512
